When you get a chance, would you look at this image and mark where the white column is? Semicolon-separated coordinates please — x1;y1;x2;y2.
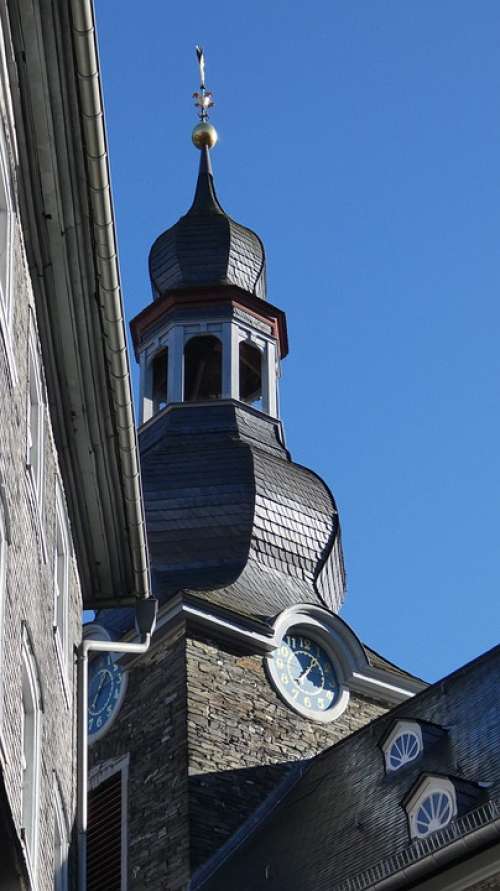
263;341;278;417
221;322;232;398
140;351;153;423
230;321;240;400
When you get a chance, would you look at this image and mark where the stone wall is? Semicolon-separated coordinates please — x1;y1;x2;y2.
89;619;190;891
0;11;82;888
186;635;389;874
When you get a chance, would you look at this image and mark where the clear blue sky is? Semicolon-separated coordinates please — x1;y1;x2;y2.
95;0;500;683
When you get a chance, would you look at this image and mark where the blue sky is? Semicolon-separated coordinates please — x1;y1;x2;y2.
95;1;500;682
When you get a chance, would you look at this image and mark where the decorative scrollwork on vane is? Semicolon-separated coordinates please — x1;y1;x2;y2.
193;45;214;121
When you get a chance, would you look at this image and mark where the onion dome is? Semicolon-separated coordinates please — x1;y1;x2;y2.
149;146;267;301
139;404;345;620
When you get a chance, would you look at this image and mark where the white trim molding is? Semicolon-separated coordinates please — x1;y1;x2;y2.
53;774;69;891
123;597;426;706
53;479;71;705
20;624;42;887
0;84;16;386
26;315;46;552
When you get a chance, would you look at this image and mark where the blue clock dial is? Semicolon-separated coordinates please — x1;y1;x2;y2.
88;654;125;739
267;634;339;716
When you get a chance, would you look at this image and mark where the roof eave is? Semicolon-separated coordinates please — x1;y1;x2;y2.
8;0;150;606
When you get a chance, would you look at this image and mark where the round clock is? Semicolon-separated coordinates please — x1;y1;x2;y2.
266;632;342;721
88;653;126;742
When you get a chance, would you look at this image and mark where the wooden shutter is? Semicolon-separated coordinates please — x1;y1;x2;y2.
87;771;123;890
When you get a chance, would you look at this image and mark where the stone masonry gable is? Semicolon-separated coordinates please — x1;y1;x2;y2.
186;635;389;878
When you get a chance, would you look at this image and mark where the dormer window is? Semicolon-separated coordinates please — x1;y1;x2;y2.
406;776;457;839
184;335;222;401
382;720;423;772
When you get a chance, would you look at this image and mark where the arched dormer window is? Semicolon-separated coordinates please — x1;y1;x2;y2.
239;341;262;409
406;775;457;840
382;720;423;773
151;347;168;414
184;335;222;402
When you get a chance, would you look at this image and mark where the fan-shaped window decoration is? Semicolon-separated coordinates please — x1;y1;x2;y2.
414;789;453;837
382;720;423;773
388;731;420;771
407;776;457;841
184;335;222;402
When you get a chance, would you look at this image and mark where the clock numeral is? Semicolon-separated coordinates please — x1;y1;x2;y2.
325;690;333;701
280;645;288;656
304;696;311;708
276;658;284;668
281;674;288;685
291;688;299;699
318;698;325;709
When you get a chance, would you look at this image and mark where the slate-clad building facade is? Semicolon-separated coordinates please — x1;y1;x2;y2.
0;1;150;888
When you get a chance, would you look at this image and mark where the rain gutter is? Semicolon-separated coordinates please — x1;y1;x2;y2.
69;0;150;601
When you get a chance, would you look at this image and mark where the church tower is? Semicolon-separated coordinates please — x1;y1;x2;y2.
87;52;423;891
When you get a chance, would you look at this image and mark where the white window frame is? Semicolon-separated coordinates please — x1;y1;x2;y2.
53;481;71;700
406;775;457;840
0;110;15;383
21;625;42;885
26;319;45;521
53;776;69;891
383;720;423;773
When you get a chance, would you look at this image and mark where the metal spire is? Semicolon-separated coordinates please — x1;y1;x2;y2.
192;46;218;149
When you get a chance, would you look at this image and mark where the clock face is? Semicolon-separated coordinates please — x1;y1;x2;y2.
267;633;339;718
88;654;126;741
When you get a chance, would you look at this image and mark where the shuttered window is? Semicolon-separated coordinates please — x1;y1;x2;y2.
87;771;123;890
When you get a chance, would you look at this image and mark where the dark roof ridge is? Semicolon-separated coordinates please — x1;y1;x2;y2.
363;643;427;684
309;643;500;769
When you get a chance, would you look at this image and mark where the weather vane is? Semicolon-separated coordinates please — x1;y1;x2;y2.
191;46;218;150
193;45;214;122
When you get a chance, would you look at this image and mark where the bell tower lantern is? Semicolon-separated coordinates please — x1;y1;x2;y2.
131;52;288;425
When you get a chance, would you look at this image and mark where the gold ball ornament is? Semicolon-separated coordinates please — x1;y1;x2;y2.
192;122;218;149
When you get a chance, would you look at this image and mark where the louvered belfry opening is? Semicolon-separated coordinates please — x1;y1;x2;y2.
87;771;123;891
152;347;168;413
184;335;222;401
239;341;262;407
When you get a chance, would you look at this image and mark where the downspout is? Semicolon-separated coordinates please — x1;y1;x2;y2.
69;0;150;601
77;598;158;891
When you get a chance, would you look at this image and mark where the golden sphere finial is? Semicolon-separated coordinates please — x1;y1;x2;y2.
192;121;218;150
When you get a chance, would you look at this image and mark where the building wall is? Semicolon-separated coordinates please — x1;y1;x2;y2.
88;619;190;891
186;635;389;873
0;10;82;889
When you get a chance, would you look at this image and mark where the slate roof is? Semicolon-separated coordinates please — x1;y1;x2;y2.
149;147;267;301
139;401;344;620
200;645;500;891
